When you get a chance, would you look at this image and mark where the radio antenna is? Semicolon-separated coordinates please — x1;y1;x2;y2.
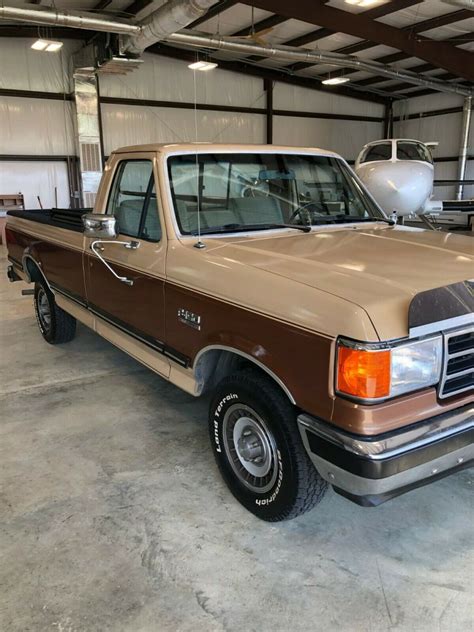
193;64;205;249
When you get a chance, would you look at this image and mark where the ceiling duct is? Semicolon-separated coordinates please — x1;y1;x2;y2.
0;3;139;34
73;70;104;207
123;0;220;55
166;32;474;97
0;4;472;95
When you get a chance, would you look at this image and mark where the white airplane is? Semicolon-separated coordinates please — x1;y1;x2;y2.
355;139;442;218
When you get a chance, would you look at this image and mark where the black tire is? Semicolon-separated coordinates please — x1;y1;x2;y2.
209;368;327;522
34;281;76;344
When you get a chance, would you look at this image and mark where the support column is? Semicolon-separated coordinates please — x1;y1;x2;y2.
73;70;104;208
383;101;394;139
456;95;472;201
264;78;273;144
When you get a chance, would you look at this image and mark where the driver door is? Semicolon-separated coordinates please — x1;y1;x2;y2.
84;152;169;375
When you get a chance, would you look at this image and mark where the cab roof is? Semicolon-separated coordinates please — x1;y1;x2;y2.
112;142;341;158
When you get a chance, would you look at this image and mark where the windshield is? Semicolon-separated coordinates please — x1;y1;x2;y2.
167;153;385;235
397;141;433;163
360;142;393;163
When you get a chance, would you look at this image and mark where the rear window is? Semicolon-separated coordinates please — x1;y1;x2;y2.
360;143;392;163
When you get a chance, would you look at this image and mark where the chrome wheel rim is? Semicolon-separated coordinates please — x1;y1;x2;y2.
222;403;278;493
37;289;51;330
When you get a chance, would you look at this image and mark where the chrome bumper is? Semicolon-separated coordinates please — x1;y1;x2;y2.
298;404;474;506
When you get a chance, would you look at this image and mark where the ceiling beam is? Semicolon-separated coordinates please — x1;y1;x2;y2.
318;7;473;61
230;0;331;40
232;13;288;37
120;0;155;17
282;0;421;69
349;31;474;89
243;0;474;81
92;0;113;12
246;0;420;65
293;12;473;74
0;24;95;39
188;0;238;29
291;0;421;54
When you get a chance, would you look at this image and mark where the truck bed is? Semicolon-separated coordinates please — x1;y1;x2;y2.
7;208;91;233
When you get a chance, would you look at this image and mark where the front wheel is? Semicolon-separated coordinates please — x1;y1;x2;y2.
209;369;327;521
34;281;76;344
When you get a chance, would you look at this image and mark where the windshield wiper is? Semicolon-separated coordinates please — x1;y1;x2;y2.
191;222;311;236
310;215;396;226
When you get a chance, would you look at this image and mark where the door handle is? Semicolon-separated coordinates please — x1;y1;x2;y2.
90;239;140;286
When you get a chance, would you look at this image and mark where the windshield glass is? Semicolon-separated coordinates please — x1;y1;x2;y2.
167;153;384;235
397;141;433;163
360;142;393;163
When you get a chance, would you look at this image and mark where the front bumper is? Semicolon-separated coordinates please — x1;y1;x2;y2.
298;404;474;506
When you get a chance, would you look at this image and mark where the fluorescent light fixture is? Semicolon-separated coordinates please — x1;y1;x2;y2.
31;39;49;51
322;76;351;85
188;60;218;71
31;39;63;52
46;41;63;52
345;0;380;5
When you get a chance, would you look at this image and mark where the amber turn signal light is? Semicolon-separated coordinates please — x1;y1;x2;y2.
337;345;391;399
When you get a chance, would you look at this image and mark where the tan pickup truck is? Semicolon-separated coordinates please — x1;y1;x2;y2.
6;143;474;521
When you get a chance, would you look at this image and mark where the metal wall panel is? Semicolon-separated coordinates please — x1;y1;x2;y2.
393;109;472;200
393;93;465;117
0;37;74;93
0;161;70;209
272;115;383;162
273;83;385;118
99;52;266;109
0;96;76;155
101;103;266;155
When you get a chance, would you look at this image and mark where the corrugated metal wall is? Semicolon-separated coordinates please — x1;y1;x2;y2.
0;38;386;209
2;37;471;210
393;94;474;201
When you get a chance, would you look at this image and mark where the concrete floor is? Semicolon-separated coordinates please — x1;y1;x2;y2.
0;247;473;632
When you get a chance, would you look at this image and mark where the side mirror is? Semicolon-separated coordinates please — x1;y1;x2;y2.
82;213;118;239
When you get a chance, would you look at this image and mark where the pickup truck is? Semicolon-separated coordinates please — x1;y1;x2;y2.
5;143;474;522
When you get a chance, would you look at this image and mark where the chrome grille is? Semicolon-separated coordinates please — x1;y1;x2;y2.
439;327;474;399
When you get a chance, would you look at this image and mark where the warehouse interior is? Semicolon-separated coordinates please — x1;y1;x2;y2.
1;1;473;630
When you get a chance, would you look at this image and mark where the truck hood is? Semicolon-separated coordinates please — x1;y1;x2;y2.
211;224;474;340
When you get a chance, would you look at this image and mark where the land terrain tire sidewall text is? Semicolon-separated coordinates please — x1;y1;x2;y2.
209;368;328;521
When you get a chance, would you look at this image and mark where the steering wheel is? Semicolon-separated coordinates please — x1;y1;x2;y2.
288;202;328;224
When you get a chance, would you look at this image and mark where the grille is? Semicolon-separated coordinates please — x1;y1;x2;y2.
439;327;474;399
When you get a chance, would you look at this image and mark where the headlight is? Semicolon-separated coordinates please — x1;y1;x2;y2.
336;336;443;401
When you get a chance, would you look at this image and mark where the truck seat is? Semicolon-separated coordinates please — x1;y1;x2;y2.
141;198;162;241
116;198;143;236
230;197;284;225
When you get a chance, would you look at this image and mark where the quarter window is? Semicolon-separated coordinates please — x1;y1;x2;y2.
106;160;161;242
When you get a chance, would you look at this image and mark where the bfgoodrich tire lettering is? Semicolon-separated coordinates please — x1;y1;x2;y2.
209;368;327;521
34;281;77;344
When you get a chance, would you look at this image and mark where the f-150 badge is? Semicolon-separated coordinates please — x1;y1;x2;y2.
178;308;201;330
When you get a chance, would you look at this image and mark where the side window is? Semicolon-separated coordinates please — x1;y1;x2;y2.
106;160;161;242
361;143;392;163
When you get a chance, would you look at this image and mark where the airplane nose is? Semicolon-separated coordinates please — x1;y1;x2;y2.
362;163;433;215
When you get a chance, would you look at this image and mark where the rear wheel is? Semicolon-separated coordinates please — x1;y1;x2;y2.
34;281;76;344
209;368;327;521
